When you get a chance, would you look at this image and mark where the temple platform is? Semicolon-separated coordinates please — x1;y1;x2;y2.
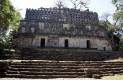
1;48;122;61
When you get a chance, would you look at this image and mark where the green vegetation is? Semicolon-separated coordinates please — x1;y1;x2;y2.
0;0;21;31
99;14;121;50
98;0;123;50
112;0;123;34
99;0;123;50
0;0;21;50
55;0;89;10
102;75;123;80
112;0;123;50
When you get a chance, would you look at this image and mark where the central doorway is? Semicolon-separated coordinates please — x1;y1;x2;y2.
40;38;45;47
64;39;69;48
87;40;91;48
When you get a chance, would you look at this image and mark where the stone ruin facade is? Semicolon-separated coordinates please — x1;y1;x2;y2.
14;7;112;50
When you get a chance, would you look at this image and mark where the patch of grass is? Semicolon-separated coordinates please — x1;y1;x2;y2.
105;57;123;62
102;75;123;80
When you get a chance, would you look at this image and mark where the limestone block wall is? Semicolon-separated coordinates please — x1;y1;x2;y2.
58;37;112;50
15;37;33;48
15;35;112;51
32;36;48;47
92;38;111;50
59;37;86;48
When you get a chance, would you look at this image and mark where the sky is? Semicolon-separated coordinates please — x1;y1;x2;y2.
10;0;116;20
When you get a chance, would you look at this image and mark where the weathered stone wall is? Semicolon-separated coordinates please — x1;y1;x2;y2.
19;21;108;38
25;8;99;25
59;37;111;50
15;36;112;51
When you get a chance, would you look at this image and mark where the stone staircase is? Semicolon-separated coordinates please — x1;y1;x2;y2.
5;60;123;79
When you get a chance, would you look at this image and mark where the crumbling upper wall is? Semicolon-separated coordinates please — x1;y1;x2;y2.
25;7;99;25
18;20;108;38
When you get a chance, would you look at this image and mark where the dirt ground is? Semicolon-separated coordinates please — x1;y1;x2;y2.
0;78;101;80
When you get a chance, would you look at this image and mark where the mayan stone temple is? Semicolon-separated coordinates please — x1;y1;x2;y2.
14;7;112;51
2;7;123;79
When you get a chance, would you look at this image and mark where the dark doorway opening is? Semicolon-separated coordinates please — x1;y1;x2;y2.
87;40;91;48
103;47;106;51
40;38;45;47
64;39;69;48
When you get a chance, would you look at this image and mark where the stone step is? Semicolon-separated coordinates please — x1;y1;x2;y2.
99;70;123;74
5;74;86;78
9;65;123;70
10;65;104;69
7;67;87;72
13;61;123;65
100;67;123;70
20;61;123;63
10;63;123;68
9;65;123;71
8;70;119;77
6;70;85;75
8;67;123;74
11;62;96;65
